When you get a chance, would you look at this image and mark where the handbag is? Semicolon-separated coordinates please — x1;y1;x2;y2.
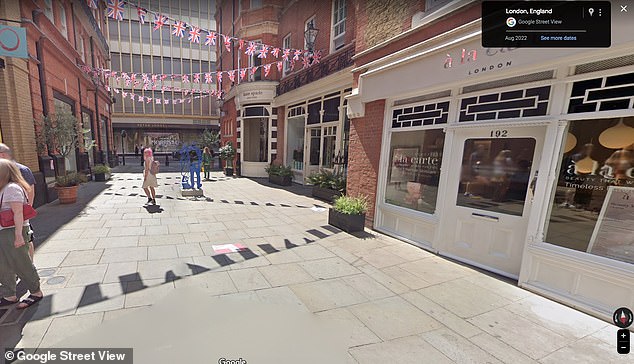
0;186;37;228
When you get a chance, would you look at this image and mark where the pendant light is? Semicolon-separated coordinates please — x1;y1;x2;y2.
564;132;577;153
599;118;634;149
575;142;598;174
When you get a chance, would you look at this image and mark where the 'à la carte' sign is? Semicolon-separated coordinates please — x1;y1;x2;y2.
443;47;518;75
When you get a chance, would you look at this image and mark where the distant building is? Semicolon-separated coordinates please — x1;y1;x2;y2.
0;0;112;206
105;1;220;156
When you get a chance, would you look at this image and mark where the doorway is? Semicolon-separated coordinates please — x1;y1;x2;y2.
439;125;547;278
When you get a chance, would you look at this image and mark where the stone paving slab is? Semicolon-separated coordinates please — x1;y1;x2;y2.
0;171;625;364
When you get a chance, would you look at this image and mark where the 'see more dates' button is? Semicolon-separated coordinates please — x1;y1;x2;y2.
540;35;578;41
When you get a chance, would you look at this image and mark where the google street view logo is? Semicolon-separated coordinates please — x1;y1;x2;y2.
506;17;517;27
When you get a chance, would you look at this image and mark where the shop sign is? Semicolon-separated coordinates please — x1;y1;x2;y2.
0;25;27;58
390;149;442;182
144;132;180;152
443;47;516;75
242;90;264;100
587;186;634;264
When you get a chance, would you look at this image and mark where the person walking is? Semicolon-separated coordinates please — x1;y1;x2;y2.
0;159;43;309
134;144;139;156
142;148;158;205
140;145;145;166
0;144;36;260
202;147;212;180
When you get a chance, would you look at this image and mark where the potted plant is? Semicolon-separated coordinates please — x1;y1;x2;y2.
55;172;87;204
328;195;368;233
308;169;346;202
37;111;89;203
265;163;293;186
93;164;111;182
219;142;236;176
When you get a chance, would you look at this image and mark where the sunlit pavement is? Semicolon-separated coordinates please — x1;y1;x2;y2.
0;167;628;363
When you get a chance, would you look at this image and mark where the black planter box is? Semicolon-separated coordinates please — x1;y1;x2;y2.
269;174;292;186
94;172;110;182
328;208;365;233
225;167;234;176
312;186;342;202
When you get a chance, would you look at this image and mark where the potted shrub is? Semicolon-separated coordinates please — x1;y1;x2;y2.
265;163;293;186
219;142;236;176
93;164;111;182
328;195;368;233
55;172;87;204
308;170;346;202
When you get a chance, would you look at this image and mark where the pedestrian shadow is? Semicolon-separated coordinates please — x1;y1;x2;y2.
143;205;164;214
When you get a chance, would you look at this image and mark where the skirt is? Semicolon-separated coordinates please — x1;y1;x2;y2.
143;173;159;188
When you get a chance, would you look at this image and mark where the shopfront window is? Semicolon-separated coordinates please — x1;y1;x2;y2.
322;126;337;169
385;129;445;214
545;117;634;265
457;138;536;216
287;117;305;170
243;117;269;162
309;128;321;166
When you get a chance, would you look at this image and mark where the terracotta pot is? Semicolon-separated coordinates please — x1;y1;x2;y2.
56;185;79;204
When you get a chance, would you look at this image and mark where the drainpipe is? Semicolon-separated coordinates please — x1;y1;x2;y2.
89;36;102;163
33;11;49;118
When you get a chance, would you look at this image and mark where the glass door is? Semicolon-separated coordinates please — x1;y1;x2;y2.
306;127;321;178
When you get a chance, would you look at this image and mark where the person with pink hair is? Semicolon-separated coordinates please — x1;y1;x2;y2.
142;148;158;204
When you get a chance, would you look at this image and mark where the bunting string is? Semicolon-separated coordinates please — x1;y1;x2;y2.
107;85;216;104
101;0;310;60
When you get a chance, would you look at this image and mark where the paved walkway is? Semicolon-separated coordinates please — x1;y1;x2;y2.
0;168;628;363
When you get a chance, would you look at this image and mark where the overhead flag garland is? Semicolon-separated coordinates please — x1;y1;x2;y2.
102;0;310;60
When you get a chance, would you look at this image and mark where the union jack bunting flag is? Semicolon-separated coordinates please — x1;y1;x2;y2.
156;99;161;104
164;99;169;104
251;66;258;76
302;55;311;69
172;21;186;38
293;49;303;61
258;46;269;59
193;73;200;83
204;32;217;46
130;94;136;101
106;0;124;21
240;69;247;80
313;50;322;64
188;26;201;43
222;35;232;52
263;64;272;77
181;74;189;83
153;14;168;31
204;73;213;84
282;49;291;61
146;97;152;103
137;7;147;24
245;42;257;56
87;0;98;10
239;39;245;50
277;61;283;73
216;72;223;83
271;48;281;58
227;70;236;82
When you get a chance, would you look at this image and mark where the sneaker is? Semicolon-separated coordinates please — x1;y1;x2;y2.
147;197;152;204
152;199;156;205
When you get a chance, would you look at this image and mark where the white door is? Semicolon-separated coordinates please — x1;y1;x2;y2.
305;127;321;178
439;125;546;278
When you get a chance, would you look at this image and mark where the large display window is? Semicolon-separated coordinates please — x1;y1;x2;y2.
545;117;634;265
243;117;269;162
384;129;444;214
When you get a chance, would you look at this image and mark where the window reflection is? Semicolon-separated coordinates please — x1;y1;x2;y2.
457;138;536;216
385;129;445;214
546;117;634;265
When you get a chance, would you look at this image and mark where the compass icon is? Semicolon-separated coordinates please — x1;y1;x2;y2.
613;307;633;328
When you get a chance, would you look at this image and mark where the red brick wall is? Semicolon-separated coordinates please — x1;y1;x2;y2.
220;97;238;167
347;99;385;227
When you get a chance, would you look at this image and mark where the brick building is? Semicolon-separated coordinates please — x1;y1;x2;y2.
346;0;634;322
0;0;112;206
216;0;356;179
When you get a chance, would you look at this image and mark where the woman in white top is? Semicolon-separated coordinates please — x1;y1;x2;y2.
0;159;43;309
142;148;158;204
